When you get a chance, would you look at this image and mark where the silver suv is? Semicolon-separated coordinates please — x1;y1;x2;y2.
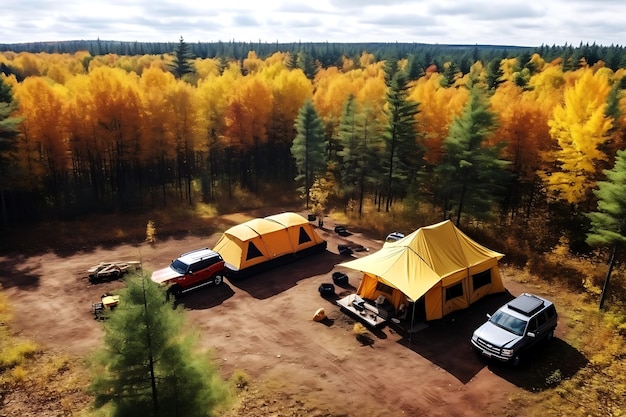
471;293;557;366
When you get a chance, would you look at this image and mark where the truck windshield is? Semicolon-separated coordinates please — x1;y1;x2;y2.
489;310;527;336
170;260;189;274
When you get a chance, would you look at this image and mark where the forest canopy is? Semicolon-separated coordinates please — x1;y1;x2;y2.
0;41;625;258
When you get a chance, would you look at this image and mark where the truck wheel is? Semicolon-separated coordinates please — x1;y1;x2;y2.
213;274;223;286
168;285;183;300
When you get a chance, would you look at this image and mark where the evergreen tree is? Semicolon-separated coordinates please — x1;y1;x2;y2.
585;148;626;309
406;54;423;80
336;95;384;217
171;36;195;80
383;70;421;212
291;100;326;208
434;87;510;225
0;78;21;228
485;58;504;91
440;61;460;87
90;274;229;417
295;51;318;80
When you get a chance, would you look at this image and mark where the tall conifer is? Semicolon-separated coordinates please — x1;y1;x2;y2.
90;274;229;417
291;99;326;208
435;87;510;225
586;148;626;309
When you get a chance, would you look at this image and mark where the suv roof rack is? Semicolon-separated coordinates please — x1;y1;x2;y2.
507;293;544;316
179;248;219;261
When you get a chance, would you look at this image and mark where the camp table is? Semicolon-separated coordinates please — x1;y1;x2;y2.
336;293;387;328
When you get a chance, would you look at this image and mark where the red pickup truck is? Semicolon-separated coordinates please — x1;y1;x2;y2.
151;248;227;299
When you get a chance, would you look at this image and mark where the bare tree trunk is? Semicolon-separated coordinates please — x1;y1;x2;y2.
599;244;618;310
455;182;467;227
141;275;159;415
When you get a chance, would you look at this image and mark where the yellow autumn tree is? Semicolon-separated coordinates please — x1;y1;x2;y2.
261;63;312;145
242;51;265;75
12;52;43;77
13;77;69;190
139;66;178;167
542;66;614;204
194;57;220;80
197;62;241;146
354;61;387;120
65;66;144;209
224;74;272;148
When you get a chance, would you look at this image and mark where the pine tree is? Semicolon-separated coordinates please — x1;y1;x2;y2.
0;78;21;228
171;36;195;80
440;61;460;88
295;51;318;80
90;273;229;417
336;95;384;217
383;70;421;212
291;99;326;208
434;87;510;225
485;58;504;90
585;148;626;309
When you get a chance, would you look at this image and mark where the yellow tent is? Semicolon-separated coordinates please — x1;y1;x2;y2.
339;220;504;321
213;212;326;277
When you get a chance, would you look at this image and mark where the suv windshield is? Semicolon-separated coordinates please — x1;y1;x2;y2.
170;259;189;274
490;310;527;336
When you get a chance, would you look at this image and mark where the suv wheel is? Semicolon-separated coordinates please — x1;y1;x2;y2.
213;274;223;286
512;353;522;367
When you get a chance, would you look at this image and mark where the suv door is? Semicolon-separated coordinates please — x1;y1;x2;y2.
525;317;539;349
536;308;555;341
186;258;212;286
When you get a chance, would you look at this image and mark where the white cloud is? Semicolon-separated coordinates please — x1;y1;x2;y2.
1;0;624;47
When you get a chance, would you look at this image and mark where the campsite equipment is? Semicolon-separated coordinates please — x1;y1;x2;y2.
92;293;120;319
334;225;349;236
338;245;353;255
332;271;349;286
213;212;326;278
88;261;139;282
336;293;387;327
339;220;505;322
313;308;326;321
318;283;335;297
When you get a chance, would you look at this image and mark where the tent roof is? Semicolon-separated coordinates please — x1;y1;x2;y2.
265;212;309;227
340;220;504;302
223;212;312;241
339;246;442;302
223;223;261;241
384;220;504;277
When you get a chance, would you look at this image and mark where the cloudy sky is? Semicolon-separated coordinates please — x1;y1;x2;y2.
3;0;625;47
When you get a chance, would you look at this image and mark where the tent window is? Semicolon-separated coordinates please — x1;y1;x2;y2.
376;281;394;295
472;270;492;290
246;242;263;260
445;283;464;301
298;227;312;244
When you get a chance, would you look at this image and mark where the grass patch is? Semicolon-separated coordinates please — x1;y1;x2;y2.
504;271;626;417
0;288;93;416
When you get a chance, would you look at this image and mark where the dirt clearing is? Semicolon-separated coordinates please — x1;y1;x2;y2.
0;213;562;416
